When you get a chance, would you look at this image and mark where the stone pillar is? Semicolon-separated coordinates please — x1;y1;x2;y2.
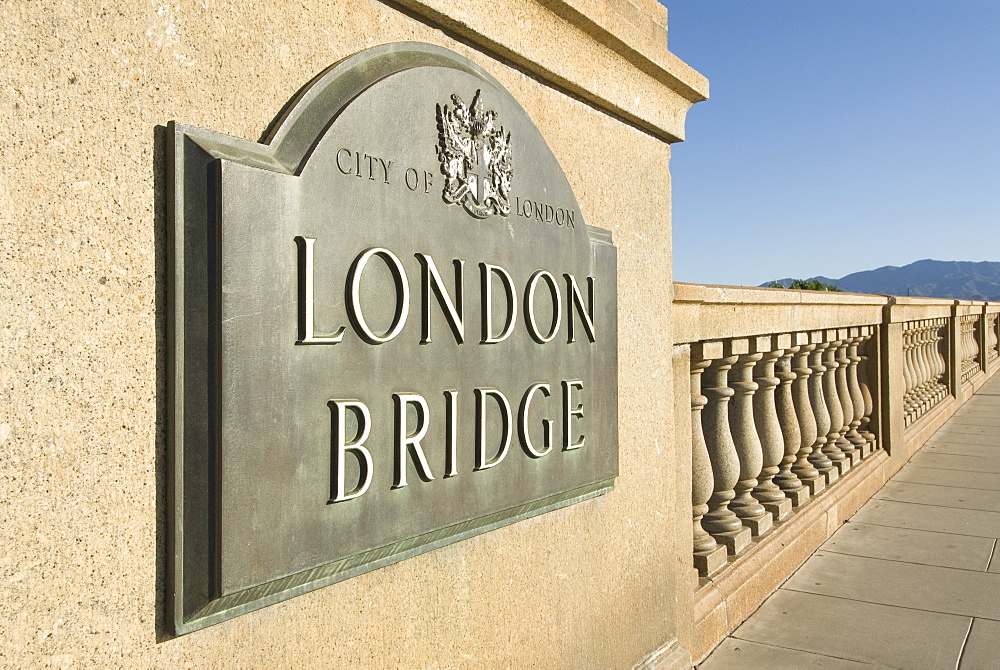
949;303;965;404
727;341;773;537
880;317;906;456
845;333;867;455
791;342;824;495
834;335;859;465
690;343;728;576
859;327;879;451
902;323;916;422
751;334;793;521
810;337;838;484
700;351;752;555
773;336;809;506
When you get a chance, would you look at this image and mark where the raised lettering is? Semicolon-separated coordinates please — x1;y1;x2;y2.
525;270;562;343
519;382;553;458
347;247;409;344
329;400;373;502
336;148;353;175
417;253;464;344
566;274;596;343
296;236;346;344
405;167;419;191
444;390;459;477
480;263;516;344
378;157;393;184
392;393;435;488
562;380;585;450
474;388;511;470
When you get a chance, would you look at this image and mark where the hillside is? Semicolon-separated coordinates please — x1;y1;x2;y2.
764;260;1000;300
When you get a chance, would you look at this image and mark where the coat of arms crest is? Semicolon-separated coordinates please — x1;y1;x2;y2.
436;90;513;219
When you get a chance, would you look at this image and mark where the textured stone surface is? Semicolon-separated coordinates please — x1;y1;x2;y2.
824;522;994;570
894;464;1000;491
700;639;889;670
785;552;1000;619
0;0;703;666
731;590;971;670
960;618;1000;669
852;499;1000;537
875;480;1000;513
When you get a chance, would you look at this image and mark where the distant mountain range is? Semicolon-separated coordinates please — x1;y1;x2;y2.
763;260;1000;301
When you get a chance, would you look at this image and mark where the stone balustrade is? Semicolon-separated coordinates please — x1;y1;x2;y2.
673;286;1000;578
675;285;1000;663
686;327;878;574
902;318;950;426
960;314;983;384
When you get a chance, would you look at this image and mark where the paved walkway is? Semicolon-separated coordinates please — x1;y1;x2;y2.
700;374;1000;670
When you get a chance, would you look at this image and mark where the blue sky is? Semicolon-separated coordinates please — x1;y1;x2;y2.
662;1;1000;286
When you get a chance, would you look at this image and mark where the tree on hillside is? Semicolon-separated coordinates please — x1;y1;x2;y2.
768;279;844;292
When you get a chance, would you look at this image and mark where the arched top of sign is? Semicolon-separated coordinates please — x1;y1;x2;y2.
174;42;588;234
264;43;511;173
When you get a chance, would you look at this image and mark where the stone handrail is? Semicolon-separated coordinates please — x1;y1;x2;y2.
673;284;1000;659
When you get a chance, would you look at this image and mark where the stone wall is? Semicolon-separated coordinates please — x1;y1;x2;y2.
0;1;706;667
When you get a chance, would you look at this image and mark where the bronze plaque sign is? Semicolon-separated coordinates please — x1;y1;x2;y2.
169;42;618;634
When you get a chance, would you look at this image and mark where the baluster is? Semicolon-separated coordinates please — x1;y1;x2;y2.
690;345;728;576
987;314;998;363
858;332;877;450
958;318;966;382
773;340;810;506
835;336;859;465
924;322;938;406
808;337;838;485
845;334;867;455
902;325;916;424
700;352;752;555
927;322;940;403
791;343;824;494
993;314;999;361
752;336;793;521
971;316;981;376
992;314;1000;361
914;323;931;413
935;320;948;401
728;346;773;536
821;335;850;475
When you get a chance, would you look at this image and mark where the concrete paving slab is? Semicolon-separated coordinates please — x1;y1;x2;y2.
784;552;1000;619
959;618;1000;669
893;465;1000;491
924;432;1000;448
946;415;1000;427
909;451;1000;473
699;638;890;669
824;521;993;570
730;590;970;670
852;499;1000;537
940;407;1000;417
932;423;999;437
954;407;1000;416
989;544;1000;574
923;442;1000;458
875;480;1000;513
